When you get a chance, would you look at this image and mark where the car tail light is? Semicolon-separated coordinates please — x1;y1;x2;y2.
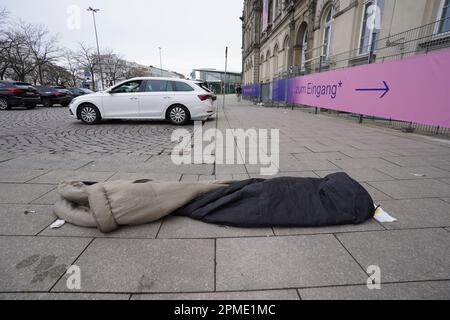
52;92;64;97
7;88;25;95
198;94;211;101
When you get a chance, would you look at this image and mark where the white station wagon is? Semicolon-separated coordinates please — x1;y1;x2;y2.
69;77;216;125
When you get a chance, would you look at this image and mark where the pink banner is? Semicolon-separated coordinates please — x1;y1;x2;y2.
288;49;450;128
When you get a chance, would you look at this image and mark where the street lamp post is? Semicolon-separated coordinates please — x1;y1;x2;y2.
87;6;105;91
158;47;163;76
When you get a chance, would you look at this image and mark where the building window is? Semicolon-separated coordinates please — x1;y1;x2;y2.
273;45;279;76
322;7;334;58
359;0;385;55
268;0;274;24
301;29;308;68
437;0;450;34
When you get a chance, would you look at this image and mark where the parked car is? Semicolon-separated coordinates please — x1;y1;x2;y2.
0;81;41;110
69;77;216;125
34;85;74;107
67;87;94;97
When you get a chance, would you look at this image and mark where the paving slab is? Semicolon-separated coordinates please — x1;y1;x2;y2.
340;150;400;159
442;198;450;204
369;180;450;199
0;184;55;204
0;293;130;300
31;189;60;205
250;171;318;179
278;159;339;172
0;204;54;236
299;281;450;300
216;235;367;291
144;156;215;175
0;236;92;292
273;220;385;236
382;156;449;167
0;169;48;183
107;172;181;182
158;216;273;239
304;144;359;153
377;166;450;180
132;290;300;300
40;220;161;239
379;199;450;229
0;155;91;171
80;155;153;173
361;183;392;201
215;164;248;175
180;174;199;182
329;158;398;170
440;178;450;185
52;238;214;293
292;152;350;161
337;229;450;283
386;148;450;157
28;170;115;184
314;169;393;182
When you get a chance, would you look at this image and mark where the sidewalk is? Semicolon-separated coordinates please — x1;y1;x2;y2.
0;98;449;300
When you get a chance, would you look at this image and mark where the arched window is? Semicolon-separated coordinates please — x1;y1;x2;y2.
265;49;271;79
273;44;279;76
359;0;384;55
322;6;334;57
260;53;265;81
438;0;450;33
301;29;308;68
283;36;290;69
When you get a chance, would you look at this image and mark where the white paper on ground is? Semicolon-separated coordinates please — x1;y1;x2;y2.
373;206;397;223
50;219;66;229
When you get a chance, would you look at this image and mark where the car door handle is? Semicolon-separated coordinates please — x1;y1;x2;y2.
130;97;139;100
163;97;171;99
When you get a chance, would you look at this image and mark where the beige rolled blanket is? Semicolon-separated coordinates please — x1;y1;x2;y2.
53;179;233;233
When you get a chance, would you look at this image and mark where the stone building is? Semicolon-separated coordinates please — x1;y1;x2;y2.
242;0;450;85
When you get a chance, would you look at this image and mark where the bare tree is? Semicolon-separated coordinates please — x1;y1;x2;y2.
123;64;148;79
64;50;83;87
43;63;72;86
74;42;98;90
0;7;11;79
18;22;61;84
2;29;36;82
102;48;127;86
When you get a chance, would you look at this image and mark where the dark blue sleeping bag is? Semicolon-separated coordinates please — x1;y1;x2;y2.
174;173;375;227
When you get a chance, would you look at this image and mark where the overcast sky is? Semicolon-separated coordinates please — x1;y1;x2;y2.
2;0;244;77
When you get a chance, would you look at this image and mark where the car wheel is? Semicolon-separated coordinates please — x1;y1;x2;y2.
79;104;101;125
42;98;52;108
167;105;190;125
26;104;36;110
0;98;10;110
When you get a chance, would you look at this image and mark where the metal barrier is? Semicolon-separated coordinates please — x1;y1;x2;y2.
244;17;450;136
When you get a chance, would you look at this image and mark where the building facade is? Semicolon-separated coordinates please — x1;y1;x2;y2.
149;66;185;79
190;68;242;94
242;0;450;85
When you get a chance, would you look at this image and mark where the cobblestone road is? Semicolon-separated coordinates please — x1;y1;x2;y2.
0;107;184;156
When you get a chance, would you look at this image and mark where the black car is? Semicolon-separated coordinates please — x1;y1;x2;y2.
0;81;41;110
34;85;74;107
67;87;94;97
